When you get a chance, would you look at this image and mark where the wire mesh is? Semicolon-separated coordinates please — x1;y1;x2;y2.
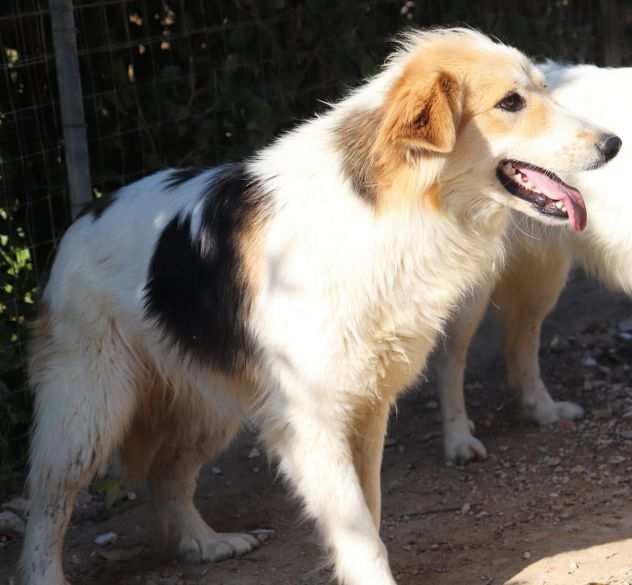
0;0;630;491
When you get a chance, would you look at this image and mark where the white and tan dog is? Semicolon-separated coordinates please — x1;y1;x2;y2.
22;30;617;585
437;63;629;464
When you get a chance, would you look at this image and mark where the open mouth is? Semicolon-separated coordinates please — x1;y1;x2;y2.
496;160;587;231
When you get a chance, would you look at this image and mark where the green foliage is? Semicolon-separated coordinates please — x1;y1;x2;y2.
0;0;624;489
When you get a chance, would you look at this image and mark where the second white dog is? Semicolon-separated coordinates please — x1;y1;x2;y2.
437;62;630;464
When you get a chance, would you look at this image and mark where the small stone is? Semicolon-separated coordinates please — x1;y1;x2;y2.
461;503;471;514
523;551;531;560
0;510;25;534
582;355;597;367
211;466;222;475
247;447;261;459
619;430;632;440
609;455;626;465
543;456;561;467
1;497;29;518
94;531;118;546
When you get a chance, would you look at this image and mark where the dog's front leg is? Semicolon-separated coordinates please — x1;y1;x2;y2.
263;404;397;585
350;399;391;529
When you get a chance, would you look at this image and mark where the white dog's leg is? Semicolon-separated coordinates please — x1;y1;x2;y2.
264;400;396;585
494;242;583;424
145;412;269;563
437;283;492;464
21;321;137;585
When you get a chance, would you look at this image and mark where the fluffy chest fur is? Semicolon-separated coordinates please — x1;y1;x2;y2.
249;139;508;404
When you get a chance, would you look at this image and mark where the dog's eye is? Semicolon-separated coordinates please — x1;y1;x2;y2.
496;92;526;112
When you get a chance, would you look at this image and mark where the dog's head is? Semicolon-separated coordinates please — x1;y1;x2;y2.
340;29;621;231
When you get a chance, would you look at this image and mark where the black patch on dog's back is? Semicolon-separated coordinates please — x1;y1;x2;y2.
144;163;268;373
77;192;118;222
163;167;207;190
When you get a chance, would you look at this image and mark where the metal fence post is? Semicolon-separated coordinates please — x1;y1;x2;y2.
49;0;92;219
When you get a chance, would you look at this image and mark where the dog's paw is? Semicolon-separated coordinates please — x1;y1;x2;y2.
444;431;487;465
523;397;584;426
178;529;273;563
553;400;584;421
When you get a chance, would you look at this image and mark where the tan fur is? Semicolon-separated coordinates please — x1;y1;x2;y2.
239;212;270;300
424;182;442;210
335;109;383;203
377;70;462;154
491;236;573;413
334;33;592;215
371;69;462;211
349;399;391;528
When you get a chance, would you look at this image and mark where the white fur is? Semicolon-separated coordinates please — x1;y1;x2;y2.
438;62;632;463
22;31;611;585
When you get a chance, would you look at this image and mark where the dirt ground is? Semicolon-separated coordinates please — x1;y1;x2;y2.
2;272;632;585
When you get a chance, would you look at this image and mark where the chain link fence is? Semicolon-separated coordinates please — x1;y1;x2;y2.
0;0;629;492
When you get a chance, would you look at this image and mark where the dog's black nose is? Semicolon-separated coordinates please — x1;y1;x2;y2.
599;134;622;162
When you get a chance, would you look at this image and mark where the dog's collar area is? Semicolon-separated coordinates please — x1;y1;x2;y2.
496;159;587;231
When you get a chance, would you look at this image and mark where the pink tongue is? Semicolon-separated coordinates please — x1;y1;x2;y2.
520;167;587;232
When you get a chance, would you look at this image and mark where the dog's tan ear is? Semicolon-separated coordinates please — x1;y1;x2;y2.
380;70;463;154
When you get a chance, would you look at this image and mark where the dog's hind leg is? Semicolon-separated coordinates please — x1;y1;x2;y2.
493;241;583;424
436;282;492;464
140;392;269;564
21;310;138;585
